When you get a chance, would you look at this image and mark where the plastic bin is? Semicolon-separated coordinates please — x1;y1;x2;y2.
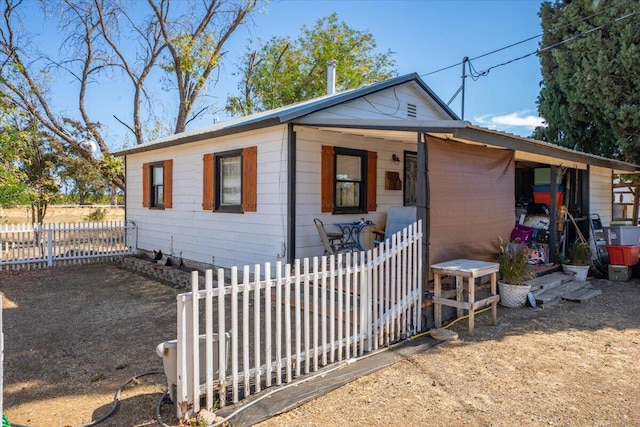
604;226;640;245
533;192;564;207
606;245;640;266
532;184;564;193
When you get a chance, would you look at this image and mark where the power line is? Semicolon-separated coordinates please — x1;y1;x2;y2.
470;8;639;79
421;0;637;78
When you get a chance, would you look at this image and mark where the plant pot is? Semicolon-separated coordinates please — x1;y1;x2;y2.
498;281;531;308
562;264;589;281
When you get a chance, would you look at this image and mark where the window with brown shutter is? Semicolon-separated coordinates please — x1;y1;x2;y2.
321;146;377;214
206;146;258;213
242;146;257;212
321;146;335;213
143;160;172;209
163;159;173;209
367;151;377;212
142;163;150;207
202;153;214;210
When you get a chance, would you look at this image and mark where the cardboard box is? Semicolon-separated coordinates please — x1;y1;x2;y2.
608;265;632;282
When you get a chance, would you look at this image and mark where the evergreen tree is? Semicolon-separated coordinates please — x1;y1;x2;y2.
536;0;640;162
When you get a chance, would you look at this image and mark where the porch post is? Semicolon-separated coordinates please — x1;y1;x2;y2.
287;124;296;264
549;165;558;264
417;133;429;313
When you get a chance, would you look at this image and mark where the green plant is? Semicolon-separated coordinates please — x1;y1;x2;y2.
85;207;107;221
565;239;591;266
498;240;535;285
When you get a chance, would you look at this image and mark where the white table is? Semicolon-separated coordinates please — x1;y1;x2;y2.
431;259;500;336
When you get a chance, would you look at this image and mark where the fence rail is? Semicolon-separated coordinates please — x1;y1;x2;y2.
0;221;137;270
170;220;423;420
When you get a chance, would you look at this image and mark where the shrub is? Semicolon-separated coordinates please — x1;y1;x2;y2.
85;207;107;221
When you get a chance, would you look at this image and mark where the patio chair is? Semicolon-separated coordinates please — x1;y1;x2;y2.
314;218;356;255
372;206;417;245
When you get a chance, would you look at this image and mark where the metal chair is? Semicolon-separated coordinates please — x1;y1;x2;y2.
314;218;355;255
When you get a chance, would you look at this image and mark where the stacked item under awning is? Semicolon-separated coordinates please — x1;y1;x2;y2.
604;225;640;281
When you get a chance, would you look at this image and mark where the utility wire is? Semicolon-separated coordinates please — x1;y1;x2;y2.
421;0;637;78
469;8;639;79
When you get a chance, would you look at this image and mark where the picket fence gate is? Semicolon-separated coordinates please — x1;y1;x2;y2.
0;221;137;270
171;221;423;420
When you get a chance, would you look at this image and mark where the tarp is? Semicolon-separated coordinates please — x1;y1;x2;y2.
427;136;515;266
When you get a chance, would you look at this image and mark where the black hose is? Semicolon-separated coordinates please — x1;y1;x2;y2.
6;371;168;427
79;370;165;427
155;389;174;427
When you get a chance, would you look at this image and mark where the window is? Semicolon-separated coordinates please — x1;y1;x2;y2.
321;146;377;214
142;160;173;209
335;148;366;212
202;146;257;213
404;151;417;206
216;150;243;212
151;164;164;207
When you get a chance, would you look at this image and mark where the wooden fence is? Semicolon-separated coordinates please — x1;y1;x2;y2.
170;221;423;420
0;221;137;270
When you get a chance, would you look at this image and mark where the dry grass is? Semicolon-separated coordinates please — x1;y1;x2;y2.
0;206;124;224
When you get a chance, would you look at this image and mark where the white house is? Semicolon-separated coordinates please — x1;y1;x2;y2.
114;73;640;272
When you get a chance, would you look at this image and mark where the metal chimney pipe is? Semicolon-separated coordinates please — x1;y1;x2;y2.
327;60;337;95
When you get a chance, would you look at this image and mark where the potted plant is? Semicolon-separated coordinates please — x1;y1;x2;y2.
497;240;535;308
562;239;591;281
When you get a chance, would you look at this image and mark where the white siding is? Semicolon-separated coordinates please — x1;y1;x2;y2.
126;126;289;268
589;165;613;226
294;126;418;259
305;82;451;121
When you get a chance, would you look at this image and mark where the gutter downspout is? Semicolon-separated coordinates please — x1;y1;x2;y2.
287;124;297;264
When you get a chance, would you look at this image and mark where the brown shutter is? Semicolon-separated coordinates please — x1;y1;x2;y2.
242;146;257;212
321;145;335;213
202;153;214;210
163;159;173;209
142;163;150;207
367;151;377;212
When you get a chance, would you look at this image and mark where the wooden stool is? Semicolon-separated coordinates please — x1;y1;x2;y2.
431;259;500;335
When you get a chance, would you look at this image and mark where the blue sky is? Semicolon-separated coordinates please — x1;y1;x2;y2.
239;0;546;134
20;0;547;148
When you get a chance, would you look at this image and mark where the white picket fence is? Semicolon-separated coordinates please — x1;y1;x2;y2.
171;220;423;420
0;221;137;270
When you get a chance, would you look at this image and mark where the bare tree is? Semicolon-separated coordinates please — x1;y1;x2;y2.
0;0;260;190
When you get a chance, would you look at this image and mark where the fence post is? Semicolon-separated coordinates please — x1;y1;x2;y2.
1;295;3;418
47;227;53;267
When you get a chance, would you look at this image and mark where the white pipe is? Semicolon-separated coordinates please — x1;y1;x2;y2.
327;60;337;95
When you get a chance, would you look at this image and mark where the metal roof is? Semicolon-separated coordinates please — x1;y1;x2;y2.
113;73;639;173
113;73;458;156
289;119;639;172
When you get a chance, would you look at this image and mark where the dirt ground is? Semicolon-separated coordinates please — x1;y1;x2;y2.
1;263;178;427
1;263;639;427
259;278;640;427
